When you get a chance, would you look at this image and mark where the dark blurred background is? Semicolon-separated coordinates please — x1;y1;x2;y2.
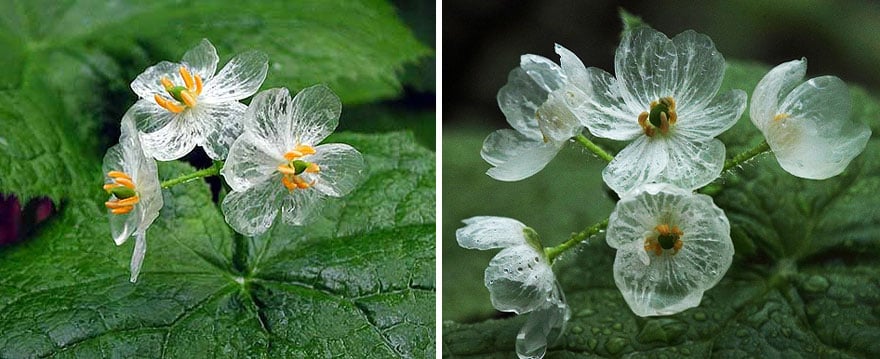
442;0;880;322
443;0;880;129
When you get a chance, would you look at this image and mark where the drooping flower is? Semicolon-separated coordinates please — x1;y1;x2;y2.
220;85;365;236
102;113;163;283
456;216;570;359
750;58;871;179
606;183;733;317
580;26;746;196
129;39;269;161
482;44;590;181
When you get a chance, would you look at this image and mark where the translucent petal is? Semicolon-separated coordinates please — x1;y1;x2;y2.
768;76;871;179
749;59;807;132
221;183;285;236
555;44;589;92
455;216;528;250
279;188;323;226
308;143;365;197
581;67;642;141
138;112;200;161
222;133;284;192
288;85;342;147
243;88;294;151
481;129;562;182
607;184;732;316
535;89;580;142
107;202;137;245
516;299;569;359
181;39;219;81
129;230;147;283
201;51;268;103
484;245;555;314
670;30;725;110
676;89;746;139
615;27;679;109
520;54;564;93
661;137;725;191
602;136;669;196
497;67;553;138
130;61;182;100
128;100;177;135
195;101;247;160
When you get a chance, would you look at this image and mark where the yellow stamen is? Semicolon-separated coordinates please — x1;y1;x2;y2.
306;163;320;173
107;171;131;180
774;113;790;122
644;224;684;256
281;176;296;191
277;165;297;175
160;77;174;91
111;207;134;215
286;151;304;159
180;90;197;108
154;94;185;113
180;66;194;91
114;177;136;190
116;196;140;206
296;144;317;155
194;75;203;95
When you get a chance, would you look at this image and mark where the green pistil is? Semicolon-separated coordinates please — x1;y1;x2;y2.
292;160;311;175
109;186;136;199
168;86;188;102
657;233;677;250
648;101;670;128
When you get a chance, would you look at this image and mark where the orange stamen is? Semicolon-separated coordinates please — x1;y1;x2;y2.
155;95;185;113
111;206;134;215
180;90;197;107
774;113;789;122
194;75;203;95
281;176;296;191
160;77;174;91
295;144;316;155
116;196;140;206
108;171;131;180
180;66;194;91
114;177;136;190
306;163;320;173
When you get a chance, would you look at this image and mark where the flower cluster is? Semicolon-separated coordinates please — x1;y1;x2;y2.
102;40;364;282
457;24;870;358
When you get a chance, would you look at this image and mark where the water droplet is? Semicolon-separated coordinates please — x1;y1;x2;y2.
605;337;627;355
571;326;583;334
587;338;598;350
612;323;623;331
803;275;830;293
692;312;706;321
735;329;749;337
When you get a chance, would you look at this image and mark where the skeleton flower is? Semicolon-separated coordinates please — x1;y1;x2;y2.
221;85;364;236
456;216;570;359
129;39;269;161
103;113;163;283
482;44;590;181
750;58;871;179
606;183;732;317
580;27;746;195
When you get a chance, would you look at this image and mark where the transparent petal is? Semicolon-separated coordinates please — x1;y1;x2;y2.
243;88;294;151
520;54;564;93
516;299;569;359
221;183;284;236
670;30;725;110
676;90;746;139
555;44;589;92
602;136;669;196
129;230;147;283
288;85;342;147
128;99;178;135
107;202;137;245
769;76;871;179
138;111;200;161
130;61;182;100
581;67;642;141
455;216;528;250
195;101;247;160
535;89;580;142
222;133;284;192
661;137;725;191
181;39;219;81
749;59;807;132
279;188;323;226
308;143;365;197
608;184;732;317
201;51;269;102
485;245;556;314
615;27;679;109
497;67;553;138
133;158;163;235
481;129;562;182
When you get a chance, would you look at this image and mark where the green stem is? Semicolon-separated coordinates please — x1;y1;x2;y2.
723;140;771;172
545;218;609;263
160;161;224;189
574;134;614;162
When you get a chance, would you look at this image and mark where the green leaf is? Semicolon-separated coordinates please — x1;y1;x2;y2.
0;0;429;202
442;61;880;356
0;132;435;357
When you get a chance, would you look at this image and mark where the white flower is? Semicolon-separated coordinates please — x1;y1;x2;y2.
606;183;733;317
482;44;589;181
102;113;163;283
580;27;746;195
750;58;871;179
456;216;570;359
129;39;269;161
220;85;365;236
